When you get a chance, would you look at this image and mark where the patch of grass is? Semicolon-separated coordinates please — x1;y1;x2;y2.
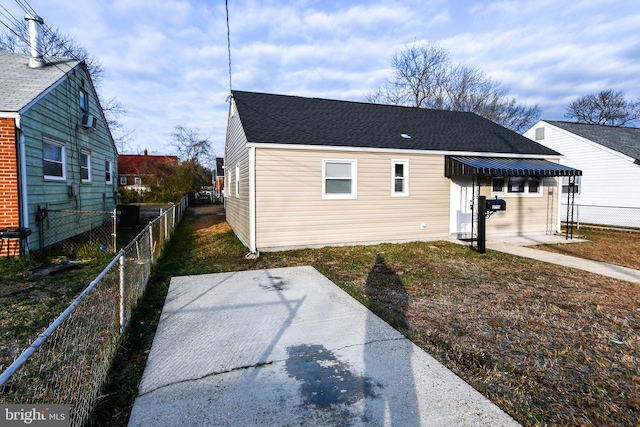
534;228;640;270
0;253;115;371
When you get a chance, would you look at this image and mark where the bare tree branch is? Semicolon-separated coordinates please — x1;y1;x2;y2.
367;43;541;133
564;89;640;126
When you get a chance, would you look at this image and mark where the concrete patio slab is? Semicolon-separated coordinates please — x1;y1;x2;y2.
128;266;520;427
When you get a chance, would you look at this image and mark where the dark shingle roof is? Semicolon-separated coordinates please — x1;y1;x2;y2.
232;90;560;156
0;50;81;112
545;120;640;161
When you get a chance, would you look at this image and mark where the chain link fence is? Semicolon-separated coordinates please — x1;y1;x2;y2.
562;203;640;230
39;209;116;257
0;197;188;427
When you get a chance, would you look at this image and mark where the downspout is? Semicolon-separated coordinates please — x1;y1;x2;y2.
17;127;29;229
556;176;562;233
248;146;257;255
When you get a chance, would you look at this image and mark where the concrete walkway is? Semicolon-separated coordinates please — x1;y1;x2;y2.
485;234;640;283
129;266;520;427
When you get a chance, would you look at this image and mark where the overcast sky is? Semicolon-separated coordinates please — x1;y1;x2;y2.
3;0;640;157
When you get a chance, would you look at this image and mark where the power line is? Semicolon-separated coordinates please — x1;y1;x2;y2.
226;0;232;93
14;0;37;16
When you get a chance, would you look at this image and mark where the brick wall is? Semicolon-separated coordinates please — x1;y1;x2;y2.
0;117;22;256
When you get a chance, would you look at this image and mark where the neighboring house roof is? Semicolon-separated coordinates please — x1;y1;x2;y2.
232;90;561;156
0;50;81;113
118;152;178;176
544;120;640;161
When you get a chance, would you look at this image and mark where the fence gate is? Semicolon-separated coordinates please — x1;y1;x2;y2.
39;209;116;256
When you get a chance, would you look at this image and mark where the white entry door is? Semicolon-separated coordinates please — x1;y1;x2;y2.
449;177;474;238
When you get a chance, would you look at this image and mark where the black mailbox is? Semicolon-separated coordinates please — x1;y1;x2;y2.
486;198;506;211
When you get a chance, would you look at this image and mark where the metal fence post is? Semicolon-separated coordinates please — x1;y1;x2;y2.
113;207;117;253
119;250;126;334
149;226;154;265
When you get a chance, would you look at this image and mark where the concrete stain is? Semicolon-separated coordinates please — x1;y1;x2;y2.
285;344;379;410
259;276;290;291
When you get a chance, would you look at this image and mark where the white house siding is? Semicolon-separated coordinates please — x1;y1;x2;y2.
524;122;640;227
20;66;118;251
253;148;451;251
224;101;251;248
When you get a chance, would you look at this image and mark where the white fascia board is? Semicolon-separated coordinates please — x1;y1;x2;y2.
245;142;564;160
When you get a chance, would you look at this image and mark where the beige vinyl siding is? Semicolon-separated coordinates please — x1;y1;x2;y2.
224;100;251;247
481;177;559;235
254;148;451;251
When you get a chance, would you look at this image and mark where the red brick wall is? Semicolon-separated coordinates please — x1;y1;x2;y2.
0;118;21;255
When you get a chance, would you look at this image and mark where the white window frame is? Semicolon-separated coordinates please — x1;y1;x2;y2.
81;150;92;183
134;177;142;185
391;159;409;197
119;176;126;185
491;176;542;197
79;88;88;112
105;159;113;184
43;137;66;181
235;164;240;198
561;176;581;195
322;159;357;200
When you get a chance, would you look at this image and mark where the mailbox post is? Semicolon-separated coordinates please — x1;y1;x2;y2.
478;196;487;253
477;195;506;254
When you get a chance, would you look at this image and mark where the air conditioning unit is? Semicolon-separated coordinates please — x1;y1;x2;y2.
80;113;97;129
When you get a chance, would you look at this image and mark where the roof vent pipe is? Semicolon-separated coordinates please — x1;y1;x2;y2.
25;14;45;68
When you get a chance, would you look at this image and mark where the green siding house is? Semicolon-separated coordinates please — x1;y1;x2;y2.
0;46;118;254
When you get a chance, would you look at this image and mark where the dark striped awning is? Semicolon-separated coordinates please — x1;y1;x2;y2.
445;156;582;177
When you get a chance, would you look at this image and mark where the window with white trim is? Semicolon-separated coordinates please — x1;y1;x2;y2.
43;138;66;180
561;176;581;194
105;159;113;183
235;164;240;197
323;159;357;199
392;160;408;196
120;176;126;185
492;176;542;196
134;177;142;185
81;151;91;183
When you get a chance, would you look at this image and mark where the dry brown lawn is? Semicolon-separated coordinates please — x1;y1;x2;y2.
533;227;640;270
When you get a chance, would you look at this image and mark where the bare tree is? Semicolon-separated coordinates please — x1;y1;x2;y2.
168;126;215;195
564;89;640;126
1;20;133;149
366;43;541;133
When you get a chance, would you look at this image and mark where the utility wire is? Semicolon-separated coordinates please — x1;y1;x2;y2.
14;0;37;17
226;0;232;93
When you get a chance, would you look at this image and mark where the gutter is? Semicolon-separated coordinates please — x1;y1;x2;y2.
16;124;30;253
